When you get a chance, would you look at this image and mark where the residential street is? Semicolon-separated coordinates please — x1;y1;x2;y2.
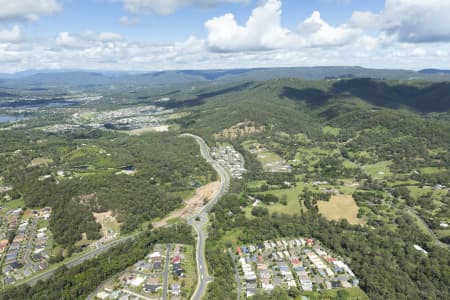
162;244;171;300
13;133;231;299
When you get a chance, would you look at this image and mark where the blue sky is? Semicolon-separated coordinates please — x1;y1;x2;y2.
0;0;449;72
24;0;385;42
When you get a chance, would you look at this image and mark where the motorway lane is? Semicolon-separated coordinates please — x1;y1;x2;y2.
181;134;231;300
22;233;138;286
13;133;230;298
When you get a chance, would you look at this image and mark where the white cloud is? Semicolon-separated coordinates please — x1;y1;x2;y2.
0;0;62;21
206;0;303;51
121;0;248;15
98;32;123;42
3;0;450;72
298;11;361;47
351;0;450;43
55;31;122;48
3;34;450;73
205;0;364;51
0;26;22;43
119;16;140;26
55;32;82;48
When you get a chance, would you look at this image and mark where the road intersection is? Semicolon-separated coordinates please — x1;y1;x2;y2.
11;134;230;300
181;134;231;300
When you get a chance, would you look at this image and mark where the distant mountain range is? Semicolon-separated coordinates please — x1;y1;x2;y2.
418;69;450;75
0;67;449;89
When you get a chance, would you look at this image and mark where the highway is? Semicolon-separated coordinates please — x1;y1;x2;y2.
181;134;231;300
18;232;138;287
12;133;231;299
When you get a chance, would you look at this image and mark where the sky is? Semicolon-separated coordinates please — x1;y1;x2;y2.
0;0;449;72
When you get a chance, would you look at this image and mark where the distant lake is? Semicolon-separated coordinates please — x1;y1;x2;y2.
0;114;23;123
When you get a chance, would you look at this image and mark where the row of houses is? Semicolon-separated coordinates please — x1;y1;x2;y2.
95;244;185;300
236;238;359;297
1;208;51;285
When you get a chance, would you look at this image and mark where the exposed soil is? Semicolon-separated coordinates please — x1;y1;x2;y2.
153;181;220;228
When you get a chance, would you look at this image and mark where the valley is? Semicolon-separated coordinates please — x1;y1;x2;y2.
0;71;449;300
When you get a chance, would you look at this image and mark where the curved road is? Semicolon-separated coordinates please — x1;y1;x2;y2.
12;133;231;299
181;134;231;300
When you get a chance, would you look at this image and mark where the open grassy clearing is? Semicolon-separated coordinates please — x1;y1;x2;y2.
244;200;303;219
220;229;243;245
322;125;341;136
436;229;450;238
387;179;421;187
342;159;359;169
420;167;447;175
246;180;267;190
1;198;24;210
318;195;365;225
293;146;332;168
307;287;369;299
362;161;392;179
243;140;291;172
245;184;309;217
258;151;284;165
407;186;448;198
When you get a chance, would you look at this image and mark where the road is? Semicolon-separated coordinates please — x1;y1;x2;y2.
406;206;449;249
22;218;38;267
19;232;138;287
162;244;171;300
181;134;231;300
12;133;231;298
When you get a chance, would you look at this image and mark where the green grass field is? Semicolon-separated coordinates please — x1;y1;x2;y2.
303;287;369;299
362;161;392;178
322;126;341;136
436;229;450;239
2;198;24;210
420;167;446;175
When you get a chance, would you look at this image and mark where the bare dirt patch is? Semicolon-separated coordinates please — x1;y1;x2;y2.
126;125;169;136
93;210;121;238
27;157;53;168
153;181;220;228
318;195;365;225
214;121;265;140
115;170;137;176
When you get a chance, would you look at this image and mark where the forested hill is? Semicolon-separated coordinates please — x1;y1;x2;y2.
1;67;450;89
168;77;450;300
169;78;450;139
